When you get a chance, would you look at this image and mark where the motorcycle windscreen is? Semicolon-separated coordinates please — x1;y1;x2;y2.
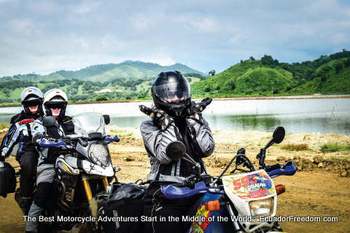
72;112;106;137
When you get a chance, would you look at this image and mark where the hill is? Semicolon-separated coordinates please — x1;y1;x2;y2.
0;61;204;105
0;50;349;106
46;61;203;82
192;50;350;97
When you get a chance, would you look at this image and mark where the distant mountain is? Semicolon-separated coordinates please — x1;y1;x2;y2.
0;60;205;105
192;50;350;97
0;61;204;83
1;51;349;106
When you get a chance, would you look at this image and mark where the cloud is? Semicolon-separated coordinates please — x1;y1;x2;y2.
0;0;349;76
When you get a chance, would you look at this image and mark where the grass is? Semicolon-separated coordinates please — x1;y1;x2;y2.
109;129;134;138
0;123;9;131
281;143;309;151
320;143;350;153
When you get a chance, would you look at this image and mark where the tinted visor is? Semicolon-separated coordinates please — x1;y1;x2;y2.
46;102;66;109
153;76;190;104
22;98;42;107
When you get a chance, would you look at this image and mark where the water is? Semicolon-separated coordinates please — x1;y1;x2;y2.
0;98;349;135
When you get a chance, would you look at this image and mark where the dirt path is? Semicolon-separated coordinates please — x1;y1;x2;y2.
1;130;350;232
1;168;349;233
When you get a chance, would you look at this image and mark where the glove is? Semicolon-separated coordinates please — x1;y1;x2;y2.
150;108;174;130
186;101;204;123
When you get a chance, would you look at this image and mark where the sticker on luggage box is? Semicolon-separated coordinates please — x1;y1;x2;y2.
222;170;275;199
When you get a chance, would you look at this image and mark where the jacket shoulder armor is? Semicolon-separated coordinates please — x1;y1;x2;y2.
10;112;26;124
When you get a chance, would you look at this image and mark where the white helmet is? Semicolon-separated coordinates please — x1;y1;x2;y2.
44;89;68;104
43;89;68;118
21;86;43;104
20;87;44;115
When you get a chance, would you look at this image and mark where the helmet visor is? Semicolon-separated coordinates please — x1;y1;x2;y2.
46;102;66;109
22;98;42;107
153;77;190;104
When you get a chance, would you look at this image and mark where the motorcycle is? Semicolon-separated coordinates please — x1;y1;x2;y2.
33;112;119;232
161;126;297;233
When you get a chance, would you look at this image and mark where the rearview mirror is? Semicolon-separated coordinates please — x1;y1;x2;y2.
166;141;186;161
272;126;285;144
42;116;56;127
103;115;110;125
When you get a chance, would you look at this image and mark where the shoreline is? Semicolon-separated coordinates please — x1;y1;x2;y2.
1;94;350;108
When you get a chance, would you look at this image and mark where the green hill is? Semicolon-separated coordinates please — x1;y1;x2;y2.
192;50;350;97
0;61;204;105
0;50;349;106
48;61;203;82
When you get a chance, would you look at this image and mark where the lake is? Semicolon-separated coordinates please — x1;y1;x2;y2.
0;98;349;135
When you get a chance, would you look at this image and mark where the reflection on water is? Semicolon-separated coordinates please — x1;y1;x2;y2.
0;98;349;135
107;113;350;135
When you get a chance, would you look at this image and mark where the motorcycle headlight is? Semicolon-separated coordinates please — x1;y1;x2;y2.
249;198;273;217
88;144;110;167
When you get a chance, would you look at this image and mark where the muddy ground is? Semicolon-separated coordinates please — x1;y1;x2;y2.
0;129;350;233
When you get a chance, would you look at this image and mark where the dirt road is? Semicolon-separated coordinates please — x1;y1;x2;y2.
1;168;349;233
1;130;349;233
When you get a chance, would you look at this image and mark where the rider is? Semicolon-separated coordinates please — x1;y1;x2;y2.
0;87;44;213
25;89;74;233
140;71;215;233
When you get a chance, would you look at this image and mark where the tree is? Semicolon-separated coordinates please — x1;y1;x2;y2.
261;55;279;66
224;79;236;91
261;55;274;65
208;70;216;76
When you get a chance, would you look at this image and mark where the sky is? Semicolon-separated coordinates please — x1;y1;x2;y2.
0;0;349;76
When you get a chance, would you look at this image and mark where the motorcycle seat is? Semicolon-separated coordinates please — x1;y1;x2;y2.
161;181;208;200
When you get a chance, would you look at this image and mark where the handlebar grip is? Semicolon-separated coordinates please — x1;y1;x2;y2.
37;138;67;149
104;135;120;144
267;161;297;178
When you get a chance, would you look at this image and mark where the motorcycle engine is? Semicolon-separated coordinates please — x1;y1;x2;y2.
56;171;78;209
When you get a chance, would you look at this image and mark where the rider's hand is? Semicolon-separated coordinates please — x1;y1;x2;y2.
186;101;204;123
150;108;174;130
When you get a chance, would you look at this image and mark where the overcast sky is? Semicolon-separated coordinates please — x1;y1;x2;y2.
0;0;349;76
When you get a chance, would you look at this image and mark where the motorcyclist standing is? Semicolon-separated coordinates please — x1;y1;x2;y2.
0;87;44;214
140;71;215;233
25;89;74;233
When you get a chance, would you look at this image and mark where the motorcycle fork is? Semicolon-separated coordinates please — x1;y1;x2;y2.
225;202;243;233
82;175;97;217
102;177;109;191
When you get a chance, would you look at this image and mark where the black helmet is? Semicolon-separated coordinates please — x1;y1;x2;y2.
151;71;191;117
20;87;44;116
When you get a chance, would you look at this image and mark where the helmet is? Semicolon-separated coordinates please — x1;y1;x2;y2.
43;89;68;119
151;71;191;117
20;87;44;116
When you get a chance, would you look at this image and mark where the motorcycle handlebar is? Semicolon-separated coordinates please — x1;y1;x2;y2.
37;137;69;149
266;161;297;178
139;97;213;116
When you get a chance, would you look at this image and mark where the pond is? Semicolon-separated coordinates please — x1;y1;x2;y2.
0;98;349;135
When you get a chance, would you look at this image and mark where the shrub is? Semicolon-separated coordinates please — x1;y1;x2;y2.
281;143;309;151
320;143;350;153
